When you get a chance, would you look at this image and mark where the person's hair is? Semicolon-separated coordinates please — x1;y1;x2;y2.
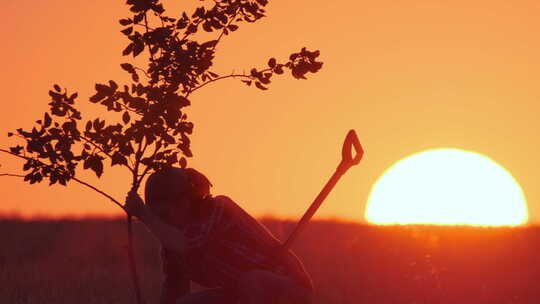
144;167;213;219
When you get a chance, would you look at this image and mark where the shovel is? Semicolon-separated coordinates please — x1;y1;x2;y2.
282;129;364;250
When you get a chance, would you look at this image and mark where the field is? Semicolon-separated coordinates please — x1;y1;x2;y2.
1;217;539;303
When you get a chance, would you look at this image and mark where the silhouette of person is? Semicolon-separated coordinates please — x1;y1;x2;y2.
124;167;313;304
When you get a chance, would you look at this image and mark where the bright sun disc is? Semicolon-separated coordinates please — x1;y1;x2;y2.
365;149;528;226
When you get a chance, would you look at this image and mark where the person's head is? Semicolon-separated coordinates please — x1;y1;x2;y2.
144;167;212;227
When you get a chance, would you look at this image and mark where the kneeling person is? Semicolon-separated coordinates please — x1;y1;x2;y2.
124;167;313;304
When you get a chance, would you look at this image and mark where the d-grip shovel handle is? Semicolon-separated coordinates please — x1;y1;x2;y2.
339;129;364;173
282;129;364;251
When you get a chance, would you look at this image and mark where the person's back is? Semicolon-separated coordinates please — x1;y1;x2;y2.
124;167;313;304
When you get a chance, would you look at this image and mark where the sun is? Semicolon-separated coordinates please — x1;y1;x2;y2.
365;149;528;226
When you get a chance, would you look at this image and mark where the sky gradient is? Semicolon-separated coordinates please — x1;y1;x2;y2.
2;0;540;223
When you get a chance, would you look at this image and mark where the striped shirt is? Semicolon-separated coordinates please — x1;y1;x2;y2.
159;195;312;303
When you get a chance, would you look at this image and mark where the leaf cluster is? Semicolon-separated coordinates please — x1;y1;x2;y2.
6;0;323;192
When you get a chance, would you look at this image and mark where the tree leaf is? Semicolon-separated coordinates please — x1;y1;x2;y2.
109;80;118;91
187;24;198;34
121;63;134;72
133;41;144;57
164;134;175;144
93;119;101;131
85;121;92;132
179;157;187;169
255;81;268;90
122;43;134;56
83;157;91;169
133;13;144;24
89;93;105;103
202;22;212;32
49;173;57;185
92;156;104;178
122;111;130;124
119;18;132;26
44;112;52;128
121;27;133;35
201;40;218;49
111;151;128;166
268;58;276;68
95;83;111;94
10;145;23;155
49;90;63;101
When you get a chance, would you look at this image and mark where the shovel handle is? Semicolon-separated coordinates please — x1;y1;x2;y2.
339;129;364;173
282;129;364;251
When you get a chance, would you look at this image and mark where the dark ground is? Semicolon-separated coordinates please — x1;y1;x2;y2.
1;217;539;303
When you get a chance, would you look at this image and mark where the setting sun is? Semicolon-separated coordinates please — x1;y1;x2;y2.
365;149;528;226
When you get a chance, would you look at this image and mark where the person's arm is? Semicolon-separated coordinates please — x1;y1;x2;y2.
139;209;188;254
125;191;188;254
217;196;313;289
159;248;191;304
216;195;313;289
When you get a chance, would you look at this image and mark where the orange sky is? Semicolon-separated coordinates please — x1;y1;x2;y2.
2;0;540;223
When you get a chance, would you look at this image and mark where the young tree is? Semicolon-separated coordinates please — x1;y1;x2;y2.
1;0;322;302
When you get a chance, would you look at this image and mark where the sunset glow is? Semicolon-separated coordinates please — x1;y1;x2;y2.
365;149;528;226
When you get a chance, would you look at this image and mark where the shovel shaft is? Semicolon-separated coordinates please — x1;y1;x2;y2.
282;130;364;251
282;167;345;250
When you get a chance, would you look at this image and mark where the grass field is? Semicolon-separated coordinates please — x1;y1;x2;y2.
1;217;539;303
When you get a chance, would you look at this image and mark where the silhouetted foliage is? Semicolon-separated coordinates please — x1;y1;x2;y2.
1;2;322;303
4;0;323;192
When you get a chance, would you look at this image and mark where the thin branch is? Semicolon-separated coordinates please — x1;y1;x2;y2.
140;136;150;160
0;173;25;178
211;9;239;52
144;12;156;63
72;177;125;210
0;147;125;211
179;18;203;42
186;73;252;97
119;102;142;116
183;8;242;99
133;67;151;79
79;135;112;157
131;135;145;191
79;136;135;172
1;148;36;163
136;140;160;187
127;151;136;170
134;23;155;31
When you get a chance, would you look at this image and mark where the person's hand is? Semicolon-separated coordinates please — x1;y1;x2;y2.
124;190;147;219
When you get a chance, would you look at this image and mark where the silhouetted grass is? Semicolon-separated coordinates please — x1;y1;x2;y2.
1;217;539;303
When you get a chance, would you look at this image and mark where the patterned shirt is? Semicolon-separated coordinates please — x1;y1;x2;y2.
159;195;312;304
